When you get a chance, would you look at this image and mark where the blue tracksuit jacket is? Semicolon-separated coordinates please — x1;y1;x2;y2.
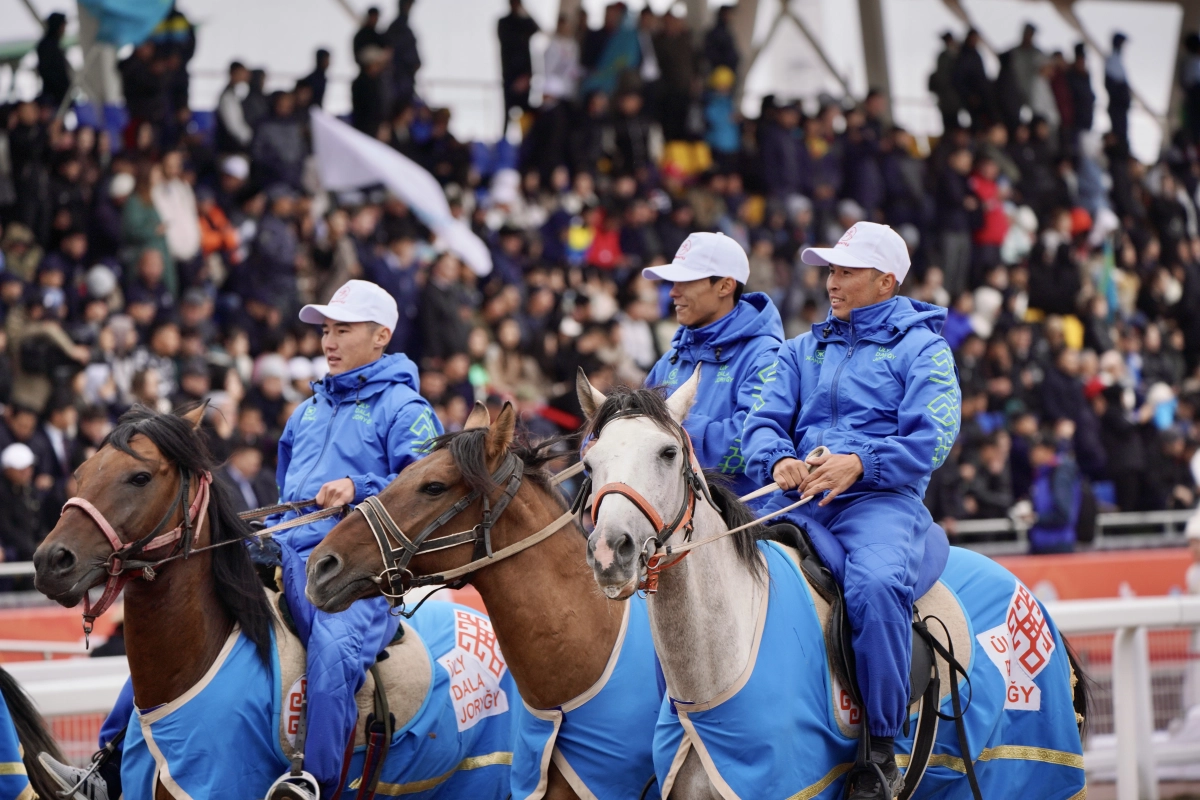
742;296;961;737
273;353;443;795
645;292;783;504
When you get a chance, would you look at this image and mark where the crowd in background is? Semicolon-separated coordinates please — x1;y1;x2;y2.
0;0;1198;566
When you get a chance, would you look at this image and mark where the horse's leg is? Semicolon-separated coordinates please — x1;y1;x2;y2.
544;760;581;800
668;748;722;800
155;780;174;799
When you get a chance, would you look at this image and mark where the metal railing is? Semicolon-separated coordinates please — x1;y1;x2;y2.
953;508;1197;556
1046;595;1200;800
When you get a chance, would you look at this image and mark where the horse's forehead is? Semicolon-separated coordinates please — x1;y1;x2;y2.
593;418;676;463
79;436;165;482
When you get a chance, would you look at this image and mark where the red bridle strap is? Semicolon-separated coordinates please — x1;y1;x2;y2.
62;472;212;635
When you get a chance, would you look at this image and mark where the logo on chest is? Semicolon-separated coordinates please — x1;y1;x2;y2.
301;405;317;423
873;346;895;361
351;402;372;424
805;349;826;365
714;364;733;383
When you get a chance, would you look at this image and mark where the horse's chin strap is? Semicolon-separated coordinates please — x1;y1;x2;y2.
63;472;212;642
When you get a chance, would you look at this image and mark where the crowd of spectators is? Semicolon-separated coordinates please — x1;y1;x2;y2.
0;1;1198;563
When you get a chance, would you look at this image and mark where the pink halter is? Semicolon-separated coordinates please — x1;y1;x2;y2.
61;472;212;637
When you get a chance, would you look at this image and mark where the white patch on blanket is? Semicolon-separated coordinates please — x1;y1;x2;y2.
975;583;1056;711
437;608;509;732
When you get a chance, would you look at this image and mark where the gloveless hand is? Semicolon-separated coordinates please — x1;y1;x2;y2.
315;477;355;508
797;452;864;506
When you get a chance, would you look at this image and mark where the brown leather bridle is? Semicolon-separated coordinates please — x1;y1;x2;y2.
581;414;719;592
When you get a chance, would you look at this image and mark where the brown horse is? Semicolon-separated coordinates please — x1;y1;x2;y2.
33;404;277;800
306;402;661;800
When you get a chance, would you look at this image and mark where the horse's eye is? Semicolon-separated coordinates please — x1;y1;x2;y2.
421;482;447;496
660;446;678;461
129;472;152;487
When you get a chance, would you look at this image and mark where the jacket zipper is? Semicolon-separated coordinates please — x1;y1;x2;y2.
828;323;856;428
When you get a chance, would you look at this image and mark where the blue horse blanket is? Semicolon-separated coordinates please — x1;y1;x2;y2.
652;541;1086;799
120;600;518;799
0;687;32;800
511;594;662;799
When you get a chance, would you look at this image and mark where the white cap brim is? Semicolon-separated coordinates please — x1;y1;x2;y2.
299;303;385;327
800;247;877;268
642;263;709;282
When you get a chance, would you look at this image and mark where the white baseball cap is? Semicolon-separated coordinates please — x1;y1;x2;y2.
801;222;912;285
299;280;399;331
643;232;750;284
1;443;35;471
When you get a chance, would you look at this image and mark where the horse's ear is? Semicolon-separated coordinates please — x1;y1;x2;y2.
180;401;208;430
665;365;700;423
576;367;606;419
487;402;516;460
465;402;491;430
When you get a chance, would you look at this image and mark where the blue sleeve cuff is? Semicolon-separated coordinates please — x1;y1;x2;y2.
847;443;879;488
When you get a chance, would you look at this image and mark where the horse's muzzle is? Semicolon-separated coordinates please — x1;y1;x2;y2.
306;551;373;612
586;528;640;599
32;542;98;606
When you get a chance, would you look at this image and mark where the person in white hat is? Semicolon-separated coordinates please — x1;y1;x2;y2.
641;232;784;504
0;443;40;562
742;222;961;799
264;279;443;797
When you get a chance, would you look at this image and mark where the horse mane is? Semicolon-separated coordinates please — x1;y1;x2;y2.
104;405;274;665
584;385;765;576
425;427;568;504
0;666;63;800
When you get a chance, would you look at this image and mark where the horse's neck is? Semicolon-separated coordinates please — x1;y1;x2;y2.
122;523;234;709
469;487;624;710
648;501;764;704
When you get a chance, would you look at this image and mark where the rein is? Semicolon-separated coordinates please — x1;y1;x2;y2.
353;456;583;615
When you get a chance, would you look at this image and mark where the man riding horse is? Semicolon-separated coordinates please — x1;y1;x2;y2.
642;232;783;505
743;222;961;800
45;279;442;800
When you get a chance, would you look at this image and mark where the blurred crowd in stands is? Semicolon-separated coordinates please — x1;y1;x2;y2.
0;0;1198;565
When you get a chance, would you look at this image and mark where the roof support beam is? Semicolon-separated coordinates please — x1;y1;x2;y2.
858;0;892;119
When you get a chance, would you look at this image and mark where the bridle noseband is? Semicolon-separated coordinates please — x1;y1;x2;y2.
61;468;212;640
581;414;719;593
356;452;525;614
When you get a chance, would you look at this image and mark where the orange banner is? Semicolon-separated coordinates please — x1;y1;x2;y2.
995;548;1193;600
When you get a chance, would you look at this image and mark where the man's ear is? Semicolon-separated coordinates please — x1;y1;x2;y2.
375;325;393;349
717;277;737;299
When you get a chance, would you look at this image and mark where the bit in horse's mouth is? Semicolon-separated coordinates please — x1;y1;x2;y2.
36;563;106;608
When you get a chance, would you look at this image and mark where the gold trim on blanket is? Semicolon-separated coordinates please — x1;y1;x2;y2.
896;745;1085;774
361;751;514;796
786;762;854;800
0;762;26;775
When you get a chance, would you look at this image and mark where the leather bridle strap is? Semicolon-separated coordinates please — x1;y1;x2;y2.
62;471;212;639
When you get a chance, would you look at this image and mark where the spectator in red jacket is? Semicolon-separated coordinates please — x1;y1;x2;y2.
969;154;1009;282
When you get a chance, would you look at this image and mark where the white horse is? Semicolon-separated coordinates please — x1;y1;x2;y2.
576;370;1088;800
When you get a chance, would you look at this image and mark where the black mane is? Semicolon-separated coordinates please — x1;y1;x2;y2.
584;385;765;575
104;406;274;664
425;427;567;501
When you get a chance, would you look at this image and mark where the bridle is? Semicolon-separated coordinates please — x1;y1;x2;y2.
579;412;720;593
61;467;212;640
355;451;577;616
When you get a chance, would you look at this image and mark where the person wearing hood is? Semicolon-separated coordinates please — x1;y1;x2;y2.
743;222;960;800
643;232;784;505
262;280;441;797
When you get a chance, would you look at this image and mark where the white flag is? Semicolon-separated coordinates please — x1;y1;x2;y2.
309;109;492;277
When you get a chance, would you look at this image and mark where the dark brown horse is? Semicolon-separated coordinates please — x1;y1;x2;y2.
33;405;276;800
306;403;651;800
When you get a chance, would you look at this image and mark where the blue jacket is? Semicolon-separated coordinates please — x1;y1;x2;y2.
273;353;442;553
1028;458;1081;552
645;293;784;500
742;297;960;502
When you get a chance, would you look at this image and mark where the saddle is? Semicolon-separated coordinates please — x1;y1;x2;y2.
764;523;976;800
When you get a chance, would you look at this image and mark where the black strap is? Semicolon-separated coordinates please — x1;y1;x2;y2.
918;617;983;800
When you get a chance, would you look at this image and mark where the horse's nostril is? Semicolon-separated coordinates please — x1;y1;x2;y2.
615;533;636;563
312;553;343;585
47;545;76;575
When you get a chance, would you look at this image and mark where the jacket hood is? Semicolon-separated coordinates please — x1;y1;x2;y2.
812;296;947;342
671;292;784;361
315;353;421;402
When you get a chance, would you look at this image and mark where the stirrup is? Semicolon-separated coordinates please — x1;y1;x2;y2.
265;770;321;800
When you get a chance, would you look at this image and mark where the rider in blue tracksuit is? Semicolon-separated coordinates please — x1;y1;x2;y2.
742;223;961;800
642;232;783;506
269;280;442;797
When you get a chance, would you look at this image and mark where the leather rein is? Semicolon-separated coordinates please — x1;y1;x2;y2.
61;468;213;641
354;454;578;616
575;413;721;593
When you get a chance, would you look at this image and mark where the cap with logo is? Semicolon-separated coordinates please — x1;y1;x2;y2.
299;279;399;331
800;221;911;285
642;232;749;284
1;443;35;471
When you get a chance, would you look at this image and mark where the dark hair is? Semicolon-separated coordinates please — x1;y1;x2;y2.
424;426;564;498
583;385;764;576
708;276;746;303
103;406;273;664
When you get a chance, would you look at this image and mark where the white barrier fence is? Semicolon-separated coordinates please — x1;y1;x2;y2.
0;593;1196;795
